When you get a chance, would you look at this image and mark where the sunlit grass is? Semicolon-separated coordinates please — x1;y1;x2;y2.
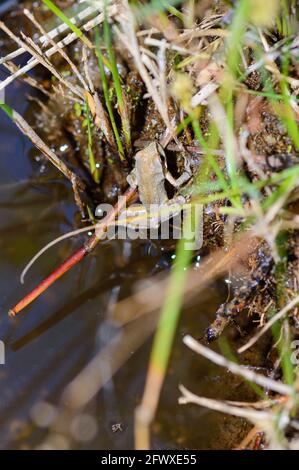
84;98;101;183
103;10;131;152
94;27;126;162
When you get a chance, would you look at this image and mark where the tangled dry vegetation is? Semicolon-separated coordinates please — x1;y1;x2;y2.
1;0;299;450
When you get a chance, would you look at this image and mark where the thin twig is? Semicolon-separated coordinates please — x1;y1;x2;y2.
3;61;51;96
0;21;84;99
81;46;117;149
191;82;219;108
20;224;98;284
9;107;84;189
179;385;271;423
178;27;229;40
238;295;299;354
0;8;117;91
183;335;293;396
236;425;262;450
0;102;85;214
115;2;173;133
9;187;137;316
24;8;89;91
0;4;98;65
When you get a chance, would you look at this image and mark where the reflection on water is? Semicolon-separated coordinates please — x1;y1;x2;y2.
0;74;259;450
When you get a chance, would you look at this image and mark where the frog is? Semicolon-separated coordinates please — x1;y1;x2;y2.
125;141;191;229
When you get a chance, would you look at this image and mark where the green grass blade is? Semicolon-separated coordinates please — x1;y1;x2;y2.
145;211;199;401
226;0;251;78
42;0;93;48
103;11;131;150
0;102;13;118
85;98;100;183
95;27;126;162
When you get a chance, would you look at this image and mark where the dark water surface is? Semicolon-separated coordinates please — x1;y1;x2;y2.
0;50;258;450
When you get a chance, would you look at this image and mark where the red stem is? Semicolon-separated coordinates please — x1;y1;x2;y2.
9;247;87;316
9;187;137;317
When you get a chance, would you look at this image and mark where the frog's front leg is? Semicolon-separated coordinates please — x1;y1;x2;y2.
164;157;192;188
126;167;137;188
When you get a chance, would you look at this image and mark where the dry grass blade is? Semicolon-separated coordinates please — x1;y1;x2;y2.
0;7;118;91
20;224;98;284
115;1;174;136
238;294;299;354
92;92;117;150
0;4;98;65
183;335;293;396
143;37;194;57
179;385;271;423
2;61;51;96
178;27;229;40
2;106;85;214
226;396;288;410
24;9;89;91
11;108;84;189
191;82;219;108
0;21;84;99
81;46;116;149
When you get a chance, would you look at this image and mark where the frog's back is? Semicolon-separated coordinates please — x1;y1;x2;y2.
135;143;168;208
